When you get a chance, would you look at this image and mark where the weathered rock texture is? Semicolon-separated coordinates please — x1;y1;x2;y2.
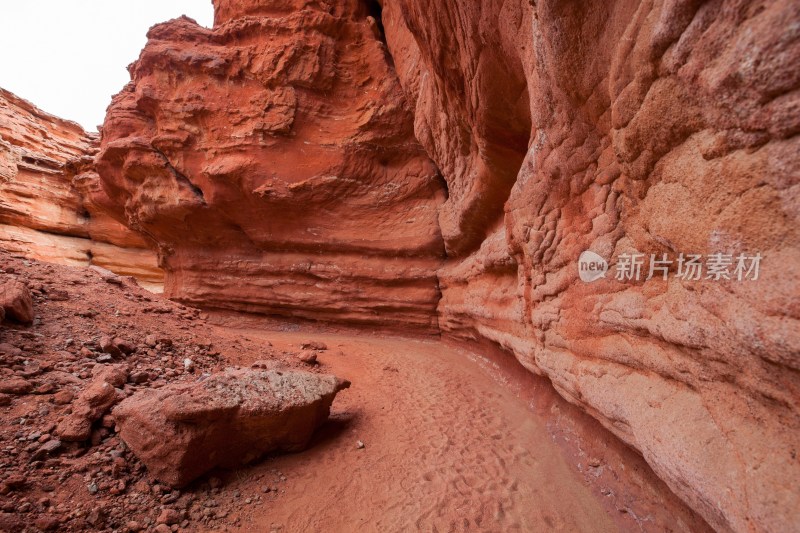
0;89;163;291
0;278;34;324
114;368;350;487
82;0;798;531
56;365;128;442
380;1;800;532
95;1;445;330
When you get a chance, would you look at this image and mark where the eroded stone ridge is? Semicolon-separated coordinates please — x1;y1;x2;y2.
95;1;446;330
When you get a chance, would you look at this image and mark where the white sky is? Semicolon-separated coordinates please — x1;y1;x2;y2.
0;1;214;131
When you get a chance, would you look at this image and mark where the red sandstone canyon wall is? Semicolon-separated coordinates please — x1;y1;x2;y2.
0;89;163;291
75;0;800;530
95;1;445;331
380;0;799;531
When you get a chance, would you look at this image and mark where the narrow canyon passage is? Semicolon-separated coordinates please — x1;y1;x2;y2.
0;0;796;530
205;328;703;533
225;330;611;532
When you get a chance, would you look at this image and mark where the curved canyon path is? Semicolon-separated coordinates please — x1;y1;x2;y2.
210;326;708;533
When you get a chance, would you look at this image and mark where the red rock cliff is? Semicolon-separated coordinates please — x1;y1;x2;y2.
380;0;799;531
91;0;799;531
96;1;445;331
0;89;163;290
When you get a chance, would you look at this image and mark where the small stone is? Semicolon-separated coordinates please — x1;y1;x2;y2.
47;289;69;301
114;338;136;355
301;341;327;351
99;336;122;358
0;343;22;356
0;280;34;324
33;382;56;394
116;339;136;355
31;439;61;461
356;440;365;449
87;482;98;494
1;475;26;493
126;521;142;532
85;507;106;527
0;377;33;395
34;515;60;531
157;508;181;525
53;390;74;404
297;350;317;365
130;371;150;384
90;265;123;285
109;480;126;495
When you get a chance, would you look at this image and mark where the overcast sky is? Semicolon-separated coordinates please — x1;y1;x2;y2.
0;1;214;131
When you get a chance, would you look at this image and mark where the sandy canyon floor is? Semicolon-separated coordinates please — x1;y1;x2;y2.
211;326;710;533
0;251;710;532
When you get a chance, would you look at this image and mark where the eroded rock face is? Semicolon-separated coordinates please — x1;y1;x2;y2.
114;368;350;487
0;89;163;291
82;0;799;529
95;1;445;331
380;1;800;531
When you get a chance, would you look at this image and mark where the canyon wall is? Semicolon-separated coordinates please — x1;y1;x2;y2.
95;1;445;331
85;0;799;531
0;89;163;291
380;0;800;531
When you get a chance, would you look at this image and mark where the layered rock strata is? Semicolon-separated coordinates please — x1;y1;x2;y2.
0;89;163;290
95;2;445;330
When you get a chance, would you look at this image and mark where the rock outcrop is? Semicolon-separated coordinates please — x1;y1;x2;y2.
0;88;163;291
380;1;800;532
95;1;445;330
114;368;350;487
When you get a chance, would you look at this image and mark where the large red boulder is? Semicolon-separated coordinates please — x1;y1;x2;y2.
114;368;350;487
